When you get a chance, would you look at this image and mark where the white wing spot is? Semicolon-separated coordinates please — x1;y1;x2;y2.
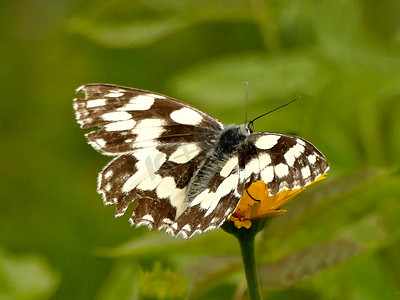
205;174;238;215
308;154;317;164
293;143;305;157
244;158;259;179
106;90;124;97
169;143;200;164
220;156;238;177
258;153;272;169
284;143;306;166
301;166;311;178
296;138;306;146
87;99;107;108
122;149;166;193
132;119;165;144
284;149;296;166
122;172;145;193
261;166;274;184
170;187;186;217
275;163;289;178
216;173;238;198
105;119;136;131
199;192;215;210
137;174;162;191
162;218;174;225
190;189;210;207
103;170;113;179
133;148;166;168
115;211;125;218
136;220;153;229
146;93;166;99
102;111;131;121
76;85;85;93
96;139;106;147
255;135;280;150
118;94;155;111
170;108;203;125
142;214;154;223
182;224;191;232
205;225;216;232
156;176;175;199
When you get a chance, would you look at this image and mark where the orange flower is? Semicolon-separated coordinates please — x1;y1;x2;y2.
229;174;328;229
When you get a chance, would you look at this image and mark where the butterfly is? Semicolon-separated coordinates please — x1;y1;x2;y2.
74;84;329;238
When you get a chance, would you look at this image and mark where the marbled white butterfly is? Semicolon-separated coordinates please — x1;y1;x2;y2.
74;84;329;238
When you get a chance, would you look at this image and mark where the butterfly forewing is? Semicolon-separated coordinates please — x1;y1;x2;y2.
244;133;329;195
74;84;223;155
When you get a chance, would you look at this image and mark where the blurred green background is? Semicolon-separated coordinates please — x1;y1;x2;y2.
1;0;400;299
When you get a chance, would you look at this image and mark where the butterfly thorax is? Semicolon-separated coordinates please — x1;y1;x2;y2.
216;124;250;154
186;124;248;202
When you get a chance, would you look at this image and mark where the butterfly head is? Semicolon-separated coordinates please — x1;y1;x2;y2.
241;123;253;135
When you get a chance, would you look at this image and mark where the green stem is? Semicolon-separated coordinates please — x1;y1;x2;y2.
237;230;261;300
221;220;267;300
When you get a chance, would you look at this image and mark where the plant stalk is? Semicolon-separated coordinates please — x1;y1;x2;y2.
237;229;261;300
222;219;266;300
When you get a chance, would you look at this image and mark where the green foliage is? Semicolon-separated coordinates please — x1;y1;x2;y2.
0;248;59;299
1;0;400;299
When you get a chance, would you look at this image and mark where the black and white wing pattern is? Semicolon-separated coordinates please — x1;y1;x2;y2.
74;84;223;154
74;84;238;238
239;133;329;195
74;84;329;238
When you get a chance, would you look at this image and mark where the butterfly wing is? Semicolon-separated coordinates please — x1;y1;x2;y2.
233;132;329;222
166;152;243;238
74;84;223;154
74;84;225;237
245;132;329;191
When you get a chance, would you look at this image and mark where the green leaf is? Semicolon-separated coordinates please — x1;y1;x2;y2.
258;240;364;291
305;251;400;300
169;52;331;112
138;262;188;300
95;230;238;258
67;0;250;48
68;18;186;48
96;262;138;300
0;248;59;300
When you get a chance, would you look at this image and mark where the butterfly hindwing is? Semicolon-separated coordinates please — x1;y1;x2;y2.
167;152;243;238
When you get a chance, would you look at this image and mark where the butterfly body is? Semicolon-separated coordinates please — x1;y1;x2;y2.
74;84;329;238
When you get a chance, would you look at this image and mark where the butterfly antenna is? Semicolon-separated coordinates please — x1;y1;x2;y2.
244;81;249;124
248;96;300;128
